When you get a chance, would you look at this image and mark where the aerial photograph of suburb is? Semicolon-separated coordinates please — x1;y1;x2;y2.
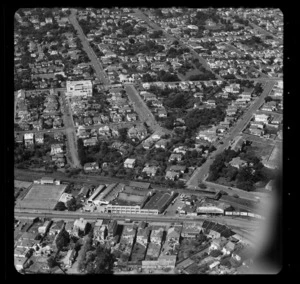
14;7;283;275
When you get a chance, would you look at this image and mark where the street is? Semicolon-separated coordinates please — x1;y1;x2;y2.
125;84;163;133
69;9;110;85
59;91;81;168
186;80;276;191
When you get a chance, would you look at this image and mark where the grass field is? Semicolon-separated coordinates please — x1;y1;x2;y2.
14;180;33;189
16;183;67;210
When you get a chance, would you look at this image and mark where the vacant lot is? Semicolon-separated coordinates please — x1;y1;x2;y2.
16;184;67;210
246;141;274;160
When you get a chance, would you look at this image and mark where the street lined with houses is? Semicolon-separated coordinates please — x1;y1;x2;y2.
186;80;276;189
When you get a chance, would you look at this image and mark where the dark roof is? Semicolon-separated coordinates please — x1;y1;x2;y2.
129;181;151;189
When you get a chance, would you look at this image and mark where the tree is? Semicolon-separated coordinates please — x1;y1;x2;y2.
47;255;57;268
56;228;70;252
118;128;128;142
264;96;273;103
66;197;82;211
92;245;115;274
198;183;207;189
55;201;67;211
129;38;135;44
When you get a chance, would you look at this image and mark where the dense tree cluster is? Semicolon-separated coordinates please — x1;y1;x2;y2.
77;138;123;168
164;92;189;109
54;201;67;211
208;145;275;191
184;106;225;130
192;9;222;26
123;40;165;56
167;46;190;58
55;228;70;252
77;233;114;274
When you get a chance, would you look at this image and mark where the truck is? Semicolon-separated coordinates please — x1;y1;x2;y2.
124;219;131;223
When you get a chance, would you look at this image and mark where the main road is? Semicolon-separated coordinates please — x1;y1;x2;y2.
14;208;261;231
69;9;110;85
186;81;276;193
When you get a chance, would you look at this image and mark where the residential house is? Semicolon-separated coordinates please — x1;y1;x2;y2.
155;139;168;149
208;230;221;239
254;113;270;123
165;171;180;181
50;144;63;155
206;100;216;108
181;223;202;238
168;153;183;162
229;157;248;169
169;165;186;174
226;107;237;116
142;166;159;177
142;138;155;150
249;127;264;136
84;162;100;172
250;121;265;129
128;125;147;140
157;108;167;118
209;237;228;251
124;158;136;169
38;220;53;235
49;220;65;236
15;133;24;143
73;218;89;236
83;137;98;147
24;133;34;147
222;241;236;255
126;113;137;121
261;102;277;112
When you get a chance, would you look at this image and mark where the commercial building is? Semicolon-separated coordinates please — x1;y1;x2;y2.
66;80;93;97
105;205;159;215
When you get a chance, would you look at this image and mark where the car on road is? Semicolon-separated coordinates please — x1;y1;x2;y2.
228;187;232;190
